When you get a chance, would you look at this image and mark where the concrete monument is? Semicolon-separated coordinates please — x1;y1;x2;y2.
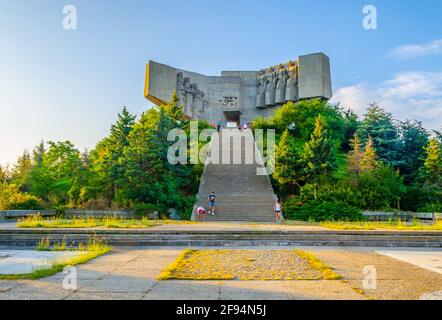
144;52;332;126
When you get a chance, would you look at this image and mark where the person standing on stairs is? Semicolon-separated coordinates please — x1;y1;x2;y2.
274;200;282;224
208;192;216;215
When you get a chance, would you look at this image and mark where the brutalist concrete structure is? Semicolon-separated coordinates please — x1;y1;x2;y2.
144;52;332;126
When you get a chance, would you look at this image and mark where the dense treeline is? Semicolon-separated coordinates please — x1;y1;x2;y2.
1;96;441;221
253;99;442;221
0;94;210;218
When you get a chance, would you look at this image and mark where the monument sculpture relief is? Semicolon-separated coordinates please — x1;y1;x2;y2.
265;69;276;106
192;83;204;118
145;52;332;125
255;71;266;108
258;60;299;107
176;72;205;118
275;66;288;104
285;62;298;102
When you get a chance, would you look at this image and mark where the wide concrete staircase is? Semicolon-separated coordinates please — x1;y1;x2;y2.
1;229;442;247
192;129;276;222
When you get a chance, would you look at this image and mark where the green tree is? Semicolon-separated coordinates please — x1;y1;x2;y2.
346;135;364;180
32;141;46;165
357;103;403;168
272;99;346;142
301;115;337;199
433;128;442;144
424;139;442;183
342;108;360;151
104;106;136;198
90;106;136;201
359;164;405;210
360;136;378;172
116;94;206;214
68;149;96;205
272;129;303;190
29;141;81;204
399;120;429;183
11;151;32;192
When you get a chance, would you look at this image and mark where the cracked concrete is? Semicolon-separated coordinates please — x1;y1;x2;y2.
0;247;441;300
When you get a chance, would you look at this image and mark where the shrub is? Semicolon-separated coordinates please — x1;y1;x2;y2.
81;198;112;210
133;203;164;217
299;183;366;209
251;116;274;131
8;195;44;210
419;203;442;213
284;198;363;222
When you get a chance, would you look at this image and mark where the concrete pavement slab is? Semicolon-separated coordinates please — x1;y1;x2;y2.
79;276;155;293
65;291;144;300
144;281;220;300
376;250;442;275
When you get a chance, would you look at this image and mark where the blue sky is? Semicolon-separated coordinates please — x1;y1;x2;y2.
1;0;442;165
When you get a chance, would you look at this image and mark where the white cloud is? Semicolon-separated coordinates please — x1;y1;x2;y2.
387;39;442;60
331;72;442;130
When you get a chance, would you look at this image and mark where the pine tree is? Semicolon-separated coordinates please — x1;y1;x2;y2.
399;120;429;183
301;115;337;199
342;108;360;152
434;128;442;145
12;150;32;192
162;92;186;123
360;136;378;172
94;106;136;200
273;129;302;188
347;134;363;179
32;141;46;166
357;103;403;168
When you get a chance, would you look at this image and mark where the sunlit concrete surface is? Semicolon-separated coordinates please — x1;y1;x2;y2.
376;250;442;275
0;250;83;275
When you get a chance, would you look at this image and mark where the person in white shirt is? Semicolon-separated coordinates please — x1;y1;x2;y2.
274;201;282;224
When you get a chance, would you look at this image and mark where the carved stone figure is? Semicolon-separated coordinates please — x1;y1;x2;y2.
265;69;276;106
255;71;266;108
192;83;205;117
182;77;193;115
275;68;288;104
176;72;184;99
285;66;298;101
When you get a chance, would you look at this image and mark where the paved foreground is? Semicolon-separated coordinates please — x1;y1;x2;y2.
1;247;442;300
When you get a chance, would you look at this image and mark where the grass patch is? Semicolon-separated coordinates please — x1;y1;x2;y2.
158;249;341;281
0;236;111;280
294;250;341;280
320;219;442;231
17;214;158;229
